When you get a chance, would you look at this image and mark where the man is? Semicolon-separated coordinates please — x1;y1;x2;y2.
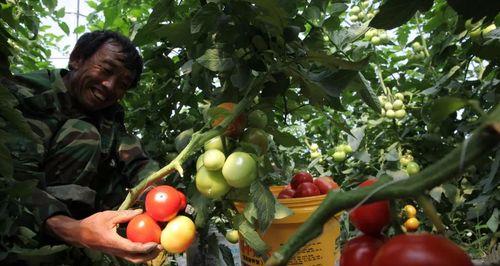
2;31;162;263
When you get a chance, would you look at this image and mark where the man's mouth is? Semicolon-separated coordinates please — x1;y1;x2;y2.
91;87;108;102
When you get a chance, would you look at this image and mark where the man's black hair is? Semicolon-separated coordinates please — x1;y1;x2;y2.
69;30;143;88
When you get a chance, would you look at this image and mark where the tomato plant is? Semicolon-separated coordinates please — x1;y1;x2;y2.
349;179;391;235
372;234;473;266
126;213;161;244
145;186;181;222
160;215;196;254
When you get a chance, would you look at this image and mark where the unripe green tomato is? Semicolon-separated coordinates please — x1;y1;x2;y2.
311;151;321;159
350;15;359;22
203;149;226;171
482;24;497;36
412;41;422;51
378;32;388;43
196;154;204;170
371;36;381;45
342;144;353;153
395;109;406;119
406;162;420;175
248;109;268;129
386;109;395;118
367;12;374;19
241;128;269;154
333;151;347;162
384;102;393;110
400;156;411;166
310;143;319;152
395;93;404;101
378;95;387;104
225;230;239;244
361;1;370;9
351;6;361;14
381;108;386;116
469;28;482;42
357;12;366;20
393;100;404;110
204;136;224;152
222;152;257;188
196;166;231;199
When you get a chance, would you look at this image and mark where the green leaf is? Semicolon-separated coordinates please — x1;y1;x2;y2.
134;21;192;46
250;182;275;232
191;3;221;34
191;189;211;228
73;25;85;34
233;214;269;257
42;0;57;11
274;201;293;220
269;130;301;147
370;0;434;29
487;208;499;233
349;73;381;112
196;49;235;72
0;142;13;178
6;179;38;197
305;51;369;71
421;64;463;95
58;22;70;35
428;97;469;125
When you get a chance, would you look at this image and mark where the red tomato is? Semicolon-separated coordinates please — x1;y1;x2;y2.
145;185;181;222
211;102;247;138
295;182;321;198
372;234;473;266
340;234;385;266
126;213;161;243
349;179;390;235
314;176;339;194
177;190;187;211
277;187;296;199
291;171;313;189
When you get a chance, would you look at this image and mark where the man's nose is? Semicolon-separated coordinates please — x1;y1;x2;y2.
102;76;117;91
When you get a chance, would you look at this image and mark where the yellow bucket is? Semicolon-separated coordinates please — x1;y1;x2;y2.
235;186;341;266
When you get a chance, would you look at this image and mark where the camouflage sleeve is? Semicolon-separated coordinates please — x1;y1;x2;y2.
117;133;159;186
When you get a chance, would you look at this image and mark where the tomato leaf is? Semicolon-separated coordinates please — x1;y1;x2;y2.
191;3;221;34
190;189;211;228
0;141;13;178
196;49;235;72
349;73;381;113
305;51;369;71
427;97;469;125
233;214;269;257
250;182;275;233
486;208;499;233
269;130;301;147
370;0;434;30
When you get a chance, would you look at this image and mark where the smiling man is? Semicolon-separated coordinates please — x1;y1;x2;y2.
2;31;161;264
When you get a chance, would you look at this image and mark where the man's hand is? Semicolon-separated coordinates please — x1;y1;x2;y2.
46;209;163;264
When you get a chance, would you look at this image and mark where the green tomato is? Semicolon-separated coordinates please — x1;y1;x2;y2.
386;109;396;118
361;1;370;9
395;109;407;119
222;152;257;188
482;24;497;36
412;41;422;51
311;151;321;159
400;156;411;166
357;12;366;20
393;100;404;110
378;95;387;104
310;143;319;152
196;166;231;199
241;128;269;154
406;162;420;175
378;32;388;42
225;230;239;244
333;151;346;162
395;93;404;101
196;154;204;170
367;12;374;19
203;149;226;171
371;36;381;45
341;144;353;153
350;15;359;22
381;108;386;116
384;102;393;110
248;109;268;129
351;6;361;14
204;136;224;152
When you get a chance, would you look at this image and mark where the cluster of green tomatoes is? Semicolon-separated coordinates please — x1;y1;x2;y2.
379;93;407;120
409;41;426;61
365;28;389;46
466;19;497;43
400;153;420;175
349;1;376;23
329;143;353;162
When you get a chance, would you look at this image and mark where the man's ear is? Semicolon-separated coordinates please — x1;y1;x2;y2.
68;57;84;71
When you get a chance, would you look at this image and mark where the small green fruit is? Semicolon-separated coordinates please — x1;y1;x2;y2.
333;151;347;162
386;109;395;118
395;93;404;101
406;162;420;175
203;149;226;171
395;109;406;119
371;36;381;45
384;102;393;110
393;100;404;110
351;6;361;14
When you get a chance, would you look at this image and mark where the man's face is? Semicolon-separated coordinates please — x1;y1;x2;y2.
67;41;134;112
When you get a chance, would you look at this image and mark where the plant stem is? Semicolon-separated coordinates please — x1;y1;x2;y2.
265;105;500;266
416;194;446;234
414;13;430;58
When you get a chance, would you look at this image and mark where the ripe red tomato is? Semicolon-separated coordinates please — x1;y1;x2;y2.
349;179;390;235
277;187;296;199
177;190;187;211
291;172;313;189
372;234;473;266
212;102;246;138
126;213;161;243
145;185;181;222
340;235;385;266
295;182;321;198
313;176;339;194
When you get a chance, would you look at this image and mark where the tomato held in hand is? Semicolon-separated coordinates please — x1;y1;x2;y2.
314;176;339;194
161;215;196;254
145;185;181;222
277;187;296;199
291;171;313;189
372;234;473;266
295;182;321;198
349;179;390;235
212;102;246;138
340;235;385;266
126;213;161;243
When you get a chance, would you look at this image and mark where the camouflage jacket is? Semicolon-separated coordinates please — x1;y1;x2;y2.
2;69;158;229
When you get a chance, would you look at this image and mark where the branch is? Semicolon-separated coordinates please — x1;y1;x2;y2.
265;105;500;266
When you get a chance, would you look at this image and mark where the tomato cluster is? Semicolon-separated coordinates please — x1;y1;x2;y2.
126;185;195;254
379;93;407;120
349;0;377;24
341;233;473;266
399;153;420;175
277;172;339;199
